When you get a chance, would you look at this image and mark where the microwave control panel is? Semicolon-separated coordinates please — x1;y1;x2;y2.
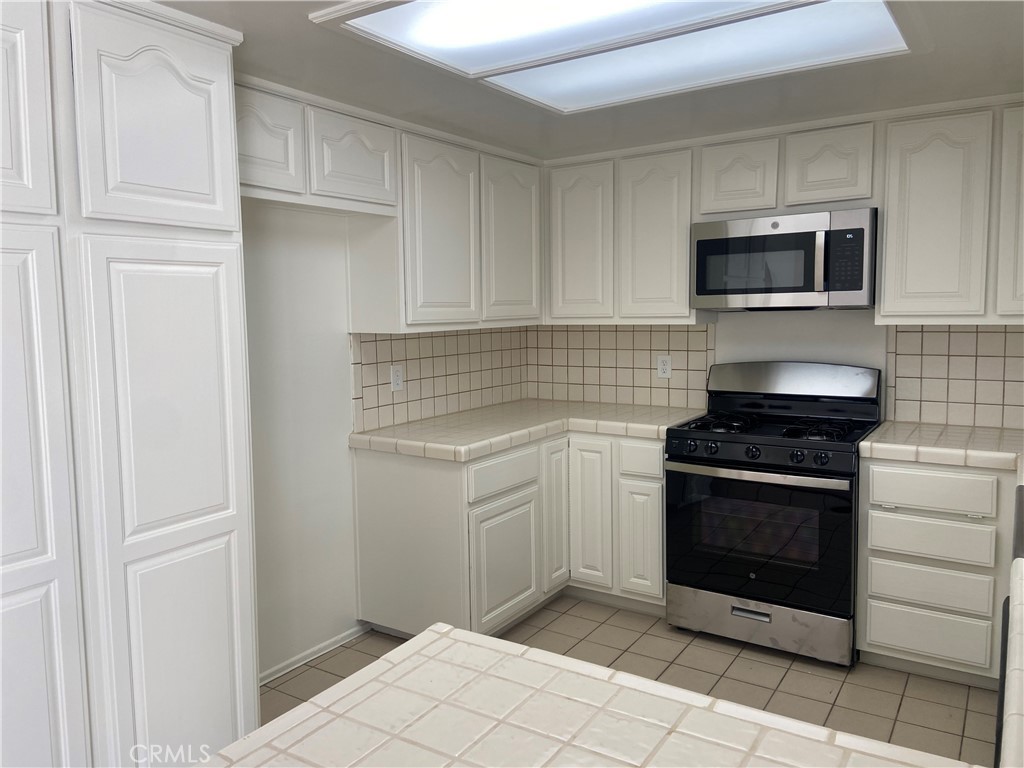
827;228;864;292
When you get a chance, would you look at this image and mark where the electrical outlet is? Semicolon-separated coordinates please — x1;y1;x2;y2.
656;355;672;379
390;364;404;391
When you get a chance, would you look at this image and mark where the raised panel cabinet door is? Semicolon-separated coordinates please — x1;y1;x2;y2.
235;86;306;193
618;150;693;318
1;226;89;767
73;234;256;764
569;438;613;589
1;0;56;214
549;162;614;318
403;134;480;323
308;107;398;203
699;138;779;213
617;479;664;599
469;487;541;634
880;112;993;316
997;106;1023;315
481;155;540;320
70;3;240;229
784;123;874;205
541;438;570;593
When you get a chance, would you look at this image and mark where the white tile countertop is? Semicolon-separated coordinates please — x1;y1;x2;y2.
861;421;1024;472
348;400;701;461
209;622;984;768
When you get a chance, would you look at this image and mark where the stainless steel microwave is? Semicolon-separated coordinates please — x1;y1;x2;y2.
690;208;876;310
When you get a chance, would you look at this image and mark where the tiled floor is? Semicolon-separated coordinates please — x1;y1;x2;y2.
260;598;999;767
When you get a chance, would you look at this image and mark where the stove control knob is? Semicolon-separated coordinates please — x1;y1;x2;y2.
686;439;699;453
789;449;806;464
745;445;761;460
813;452;830;466
704;442;719;455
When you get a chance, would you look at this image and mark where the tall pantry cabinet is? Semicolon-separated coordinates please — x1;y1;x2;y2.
1;2;257;765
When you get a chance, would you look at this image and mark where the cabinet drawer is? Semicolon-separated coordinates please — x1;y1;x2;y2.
619;441;663;478
868;510;996;567
867;558;994;616
467;446;539;504
869;465;996;517
866;599;992;667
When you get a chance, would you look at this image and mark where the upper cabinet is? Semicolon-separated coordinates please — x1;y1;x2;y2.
784;124;874;205
235;87;306;193
699;138;779;213
1;1;56;214
308;107;398;204
71;3;241;230
996;106;1023;316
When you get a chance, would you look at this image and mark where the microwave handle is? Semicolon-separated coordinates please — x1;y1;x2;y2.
814;230;826;292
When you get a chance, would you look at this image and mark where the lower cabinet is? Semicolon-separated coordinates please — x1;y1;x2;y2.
541;439;571;592
569;438;614;588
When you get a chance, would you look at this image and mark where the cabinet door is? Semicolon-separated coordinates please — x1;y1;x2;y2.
481;155;540;320
403;134;480;323
73;234;256;763
235;86;306;193
1;226;89;766
569;438;613;588
880;112;992;316
997;106;1023;315
470;487;541;634
308;107;398;204
1;0;56;214
784;124;874;205
617;479;664;598
618;151;692;318
541;439;570;593
70;3;240;230
549;162;614;318
699;138;778;213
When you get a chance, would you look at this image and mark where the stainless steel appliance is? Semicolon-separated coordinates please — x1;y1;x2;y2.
691;208;876;310
664;361;881;666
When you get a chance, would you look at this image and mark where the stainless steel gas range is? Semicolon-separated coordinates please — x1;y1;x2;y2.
664;361;881;666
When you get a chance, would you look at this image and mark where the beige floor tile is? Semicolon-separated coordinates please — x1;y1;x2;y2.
960;736;996;767
834;682;901;720
349;633;404;658
689;633;744;656
897;696;966;735
964;710;996;742
567;601;617;623
674;644;736;677
308;644;347;667
825;706;895;742
260;685;271;694
604;609;658;633
586;623;643;650
657;664;720;695
842;663;907;694
260;688;305;726
523;608;560;628
764;691;831;726
644;618;697;642
709;678;773;709
609;652;669;680
723;658;787;690
266;664;312;689
275;667;344;701
968;686;999;715
500;623;539;644
523;629;579;655
545;596;579;613
737;644;795;669
565;640;622;667
889;721;962;761
776;670;842;704
788;657;848;682
546;613;601;639
627;634;688;663
904;674;969;709
316;648;377;678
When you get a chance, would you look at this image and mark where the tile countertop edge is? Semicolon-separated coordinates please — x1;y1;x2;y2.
860;420;1024;473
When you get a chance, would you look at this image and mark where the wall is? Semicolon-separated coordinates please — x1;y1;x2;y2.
242;200;360;679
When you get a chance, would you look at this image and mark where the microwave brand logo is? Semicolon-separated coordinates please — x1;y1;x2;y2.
130;744;211;765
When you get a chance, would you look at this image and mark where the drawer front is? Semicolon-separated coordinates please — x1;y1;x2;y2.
867;558;994;616
619;441;664;478
866;599;992;668
869;465;997;517
468;446;539;504
868;509;996;567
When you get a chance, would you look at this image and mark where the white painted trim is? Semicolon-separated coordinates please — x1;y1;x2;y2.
240;184;397;218
307;1;407;25
258;625;367;685
97;0;243;45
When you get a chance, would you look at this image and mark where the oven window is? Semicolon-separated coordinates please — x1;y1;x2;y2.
696;497;820;568
695;232;817;295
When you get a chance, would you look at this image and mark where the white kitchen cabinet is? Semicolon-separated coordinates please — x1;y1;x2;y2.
309;107;398;204
783;124;874;205
997;106;1023;315
1;226;89;767
541;438;570;593
1;0;56;214
699;138;779;213
403;134;481;323
617;479;664;599
569;438;614;589
879;112;993;317
481;155;541;321
235;86;307;193
617;151;693;318
549;162;615;318
70;2;241;230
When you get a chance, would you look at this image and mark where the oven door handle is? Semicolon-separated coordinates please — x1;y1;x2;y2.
664;461;851;491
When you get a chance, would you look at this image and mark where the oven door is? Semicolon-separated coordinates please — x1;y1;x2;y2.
665;461;855;619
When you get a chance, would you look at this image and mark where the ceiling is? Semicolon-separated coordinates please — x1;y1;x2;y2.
164;1;1024;160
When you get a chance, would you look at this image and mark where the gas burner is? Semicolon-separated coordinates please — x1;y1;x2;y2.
782;419;853;442
686;411;758;435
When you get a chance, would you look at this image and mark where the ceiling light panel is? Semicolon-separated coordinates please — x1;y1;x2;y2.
485;0;907;112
